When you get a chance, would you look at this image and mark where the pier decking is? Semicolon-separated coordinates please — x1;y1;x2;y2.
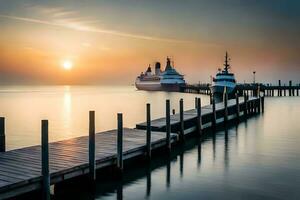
136;97;260;134
0;129;176;199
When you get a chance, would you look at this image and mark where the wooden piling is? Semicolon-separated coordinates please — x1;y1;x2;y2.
117;113;123;171
261;95;265;113
248;100;252;115
146;104;151;159
166;100;171;151
258;95;261;113
196;98;202;136
278;80;281;96
244;93;248;117
289;80;292;96
224;88;228;123
179;99;184;142
172;109;175;115
235;93;240;121
89;111;96;181
0;117;5;152
41;120;50;200
212;97;216;129
195;97;198;109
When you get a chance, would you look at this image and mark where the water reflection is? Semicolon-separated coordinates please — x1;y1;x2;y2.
116;183;123;200
224;128;229;171
146;165;151;198
197;138;202;169
179;146;184;179
166;155;171;189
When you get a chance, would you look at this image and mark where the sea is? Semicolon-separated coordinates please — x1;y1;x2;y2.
0;85;299;200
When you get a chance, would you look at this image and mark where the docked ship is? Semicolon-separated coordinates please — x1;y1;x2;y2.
211;52;236;95
135;57;185;92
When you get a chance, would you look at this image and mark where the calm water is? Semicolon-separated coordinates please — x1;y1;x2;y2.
1;86;299;199
0;85;205;150
55;96;299;200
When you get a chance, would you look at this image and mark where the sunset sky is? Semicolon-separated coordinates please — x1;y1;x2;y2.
0;0;299;85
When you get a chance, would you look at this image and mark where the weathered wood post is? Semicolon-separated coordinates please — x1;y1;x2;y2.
179;99;184;142
235;93;240;121
261;94;265;113
278;80;281;96
249;96;252;114
196;98;202;136
212;97;216;129
297;86;299;96
223;87;228;123
0;117;5;152
117;113;123;172
172;109;175;115
284;85;286;96
258;93;261;113
244;93;248;118
289;80;292;96
89;111;96;181
41;120;50;200
146;104;151;159
166;100;171;151
195;97;198;109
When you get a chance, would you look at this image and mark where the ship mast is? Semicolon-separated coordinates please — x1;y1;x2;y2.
224;51;230;73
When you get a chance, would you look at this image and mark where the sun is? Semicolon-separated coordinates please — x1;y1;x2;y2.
62;60;73;70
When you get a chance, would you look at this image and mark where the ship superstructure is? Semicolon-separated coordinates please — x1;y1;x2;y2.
211;52;236;95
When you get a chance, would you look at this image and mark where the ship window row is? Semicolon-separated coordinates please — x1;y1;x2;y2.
215;79;236;83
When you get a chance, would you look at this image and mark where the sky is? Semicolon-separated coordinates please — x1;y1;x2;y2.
0;0;299;85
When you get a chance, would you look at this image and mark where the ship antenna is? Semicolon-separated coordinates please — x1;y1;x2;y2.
224;51;230;73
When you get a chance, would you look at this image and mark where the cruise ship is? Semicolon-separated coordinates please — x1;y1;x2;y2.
135;57;185;92
211;52;236;95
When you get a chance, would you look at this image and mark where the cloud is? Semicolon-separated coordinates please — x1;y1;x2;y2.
0;7;189;44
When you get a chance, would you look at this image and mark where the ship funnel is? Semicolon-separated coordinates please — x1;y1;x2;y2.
155;62;161;75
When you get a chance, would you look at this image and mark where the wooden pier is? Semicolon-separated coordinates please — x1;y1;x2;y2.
136;97;261;135
182;80;300;97
0;128;176;199
0;95;262;199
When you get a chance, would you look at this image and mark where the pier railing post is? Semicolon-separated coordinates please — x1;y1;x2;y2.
166;100;171;151
41;120;50;200
261;94;265;113
0;117;5;152
197;98;202;136
223;87;228;123
117;113;123;172
258;93;261;113
278;80;281;96
89;111;96;181
235;93;240;121
244;93;248;118
146;104;151;159
212;97;216;129
179;99;184;142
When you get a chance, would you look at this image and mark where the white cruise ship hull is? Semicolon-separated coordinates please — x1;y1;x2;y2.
135;80;162;91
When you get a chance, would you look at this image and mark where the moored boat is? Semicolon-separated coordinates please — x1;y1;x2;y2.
211;52;236;95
